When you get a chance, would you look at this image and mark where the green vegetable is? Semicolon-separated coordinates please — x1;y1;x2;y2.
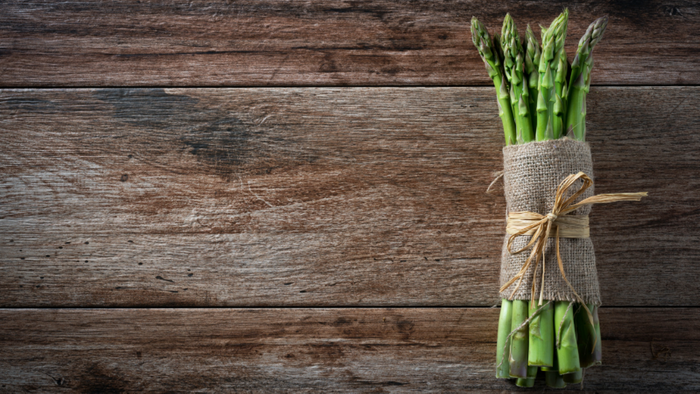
555;301;581;375
565;16;608;140
536;9;568;141
524;24;541;132
501;14;535;144
509;299;529;378
576;303;603;368
471;17;517;146
516;365;538;387
563;368;583;384
545;349;567;387
496;299;513;378
545;369;567;388
528;301;554;367
592;305;602;364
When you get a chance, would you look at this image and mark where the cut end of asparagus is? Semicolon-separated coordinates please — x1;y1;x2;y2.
496;299;513;378
563;369;583;384
509;300;530;378
528;301;554;367
555;301;582;375
545;370;567;388
515;377;536;388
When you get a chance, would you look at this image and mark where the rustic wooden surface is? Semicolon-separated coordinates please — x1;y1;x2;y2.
2;0;700;391
1;308;697;392
1;87;698;308
1;0;699;86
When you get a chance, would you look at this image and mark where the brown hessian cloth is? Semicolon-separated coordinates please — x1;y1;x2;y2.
500;139;600;305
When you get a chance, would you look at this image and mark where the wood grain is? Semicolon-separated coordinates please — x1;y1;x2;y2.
0;87;698;307
0;307;697;392
1;0;698;87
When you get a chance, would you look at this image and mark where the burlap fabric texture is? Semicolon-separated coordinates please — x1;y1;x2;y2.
500;138;601;305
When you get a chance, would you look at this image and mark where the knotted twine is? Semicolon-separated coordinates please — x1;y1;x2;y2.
494;139;646;367
503;171;646;314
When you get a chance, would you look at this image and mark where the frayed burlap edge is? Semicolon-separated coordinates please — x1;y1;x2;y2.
499;139;601;306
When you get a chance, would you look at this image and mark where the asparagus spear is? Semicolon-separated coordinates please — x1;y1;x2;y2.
563;368;583;384
516;366;538;388
493;33;505;66
528;301;554;367
501;14;535;144
496;299;513;378
575;303;600;368
588;304;603;365
536;86;548;140
545;369;567;388
471;17;517;146
555;301;581;374
524;24;541;131
553;36;568;139
545;350;567;388
553;93;565;139
565;16;609;140
536;9;569;141
509;299;529;378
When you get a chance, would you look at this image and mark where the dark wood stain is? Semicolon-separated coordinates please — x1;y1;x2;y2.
1;1;699;86
74;363;127;394
0;87;697;307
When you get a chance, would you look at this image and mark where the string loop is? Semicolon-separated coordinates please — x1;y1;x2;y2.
500;171;647;325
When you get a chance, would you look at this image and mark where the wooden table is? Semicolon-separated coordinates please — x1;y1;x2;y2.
1;1;698;391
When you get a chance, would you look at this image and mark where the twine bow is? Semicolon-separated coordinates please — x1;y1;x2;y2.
500;171;647;326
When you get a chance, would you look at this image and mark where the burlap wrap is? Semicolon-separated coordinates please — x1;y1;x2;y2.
500;138;601;305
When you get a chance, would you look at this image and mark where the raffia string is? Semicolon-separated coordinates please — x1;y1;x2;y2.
500;171;647;326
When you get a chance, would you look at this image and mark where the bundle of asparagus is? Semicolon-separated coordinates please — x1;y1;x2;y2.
471;10;608;388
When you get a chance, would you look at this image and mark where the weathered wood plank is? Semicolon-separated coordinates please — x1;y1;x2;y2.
0;87;698;307
1;0;698;86
0;308;697;392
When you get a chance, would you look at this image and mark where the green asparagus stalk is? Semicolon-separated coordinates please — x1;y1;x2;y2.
496;299;513;378
471;17;517;146
553;60;567;138
575;303;600;368
536;9;568;141
516;366;538;387
554;47;568;101
536;87;548;140
545;349;566;388
592;305;602;364
528;301;554;367
555;301;581;374
565;16;608;140
574;304;592;367
524;24;540;132
509;299;529;378
563;368;583;384
589;304;602;365
492;33;505;71
553;93;565;139
551;21;568;139
501;14;535;144
545;370;566;388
